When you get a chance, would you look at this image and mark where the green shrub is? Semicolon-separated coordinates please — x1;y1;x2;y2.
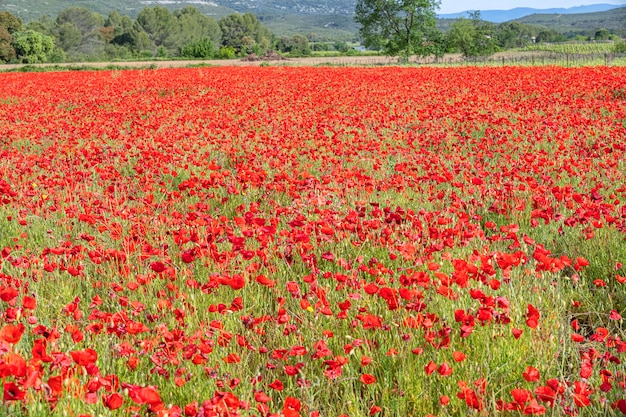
181;38;214;59
614;41;626;53
216;46;236;59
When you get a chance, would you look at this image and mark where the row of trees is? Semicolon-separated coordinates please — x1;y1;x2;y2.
2;2;623;64
355;0;624;60
1;7;305;63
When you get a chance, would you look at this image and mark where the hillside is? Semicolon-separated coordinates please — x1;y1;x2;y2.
258;14;359;40
438;4;623;23
515;6;626;34
2;0;360;39
2;0;357;21
2;1;625;40
2;0;237;21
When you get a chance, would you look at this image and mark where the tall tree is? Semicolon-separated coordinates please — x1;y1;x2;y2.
496;21;533;49
24;15;57;38
219;13;273;56
447;11;497;58
0;11;22;62
104;10;140;58
12;29;55;63
535;29;566;43
134;6;178;55
175;6;222;49
355;0;442;60
56;7;105;58
105;10;133;38
594;28;610;41
0;27;16;62
277;35;311;56
0;11;22;34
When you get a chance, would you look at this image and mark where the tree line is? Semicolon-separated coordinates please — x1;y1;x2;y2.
0;6;313;64
355;0;624;61
1;2;624;64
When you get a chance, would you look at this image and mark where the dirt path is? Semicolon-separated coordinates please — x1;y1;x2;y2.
0;55;399;71
0;51;552;71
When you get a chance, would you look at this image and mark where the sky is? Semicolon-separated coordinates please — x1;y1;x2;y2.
438;0;626;14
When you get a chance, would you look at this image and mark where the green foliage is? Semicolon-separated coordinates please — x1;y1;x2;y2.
0;11;22;62
57;21;82;51
277;34;311;56
355;0;443;59
53;7;107;60
132;6;223;58
134;6;178;53
156;45;168;58
495;21;534;49
0;11;23;34
105;10;133;37
256;13;359;42
594;28;610;41
614;41;626;54
523;41;616;55
535;28;567;43
447;11;498;58
57;7;103;35
24;15;57;38
102;43;133;60
0;27;16;62
311;42;333;51
175;6;222;50
216;45;236;59
12;29;55;63
181;37;214;58
447;18;473;54
515;6;626;38
219;13;273;56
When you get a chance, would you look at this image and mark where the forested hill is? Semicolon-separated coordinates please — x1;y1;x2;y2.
438;4;623;23
515;6;626;33
3;0;626;40
3;0;358;21
7;0;626;23
3;0;236;21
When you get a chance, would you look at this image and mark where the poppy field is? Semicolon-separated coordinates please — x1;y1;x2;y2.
0;65;626;417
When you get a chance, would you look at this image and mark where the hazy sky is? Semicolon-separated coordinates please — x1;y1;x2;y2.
439;0;625;14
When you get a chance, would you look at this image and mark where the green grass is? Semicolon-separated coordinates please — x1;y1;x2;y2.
521;42;619;55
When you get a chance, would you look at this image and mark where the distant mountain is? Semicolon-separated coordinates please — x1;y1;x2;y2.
215;0;357;15
4;0;624;23
2;1;236;20
1;0;357;21
438;4;624;23
2;0;625;40
515;6;626;32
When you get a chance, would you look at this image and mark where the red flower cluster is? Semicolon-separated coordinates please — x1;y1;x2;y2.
0;66;625;416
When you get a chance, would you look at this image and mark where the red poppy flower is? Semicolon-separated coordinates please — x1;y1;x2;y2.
2;353;26;378
526;304;540;329
438;362;453;376
22;296;36;310
523;366;540;382
269;379;284;391
0;323;24;344
70;348;98;366
3;382;25;401
254;391;271;403
222;353;240;364
572;381;591;407
150;261;166;273
425;361;437;375
283;396;301;417
103;393;124;410
360;373;376;384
